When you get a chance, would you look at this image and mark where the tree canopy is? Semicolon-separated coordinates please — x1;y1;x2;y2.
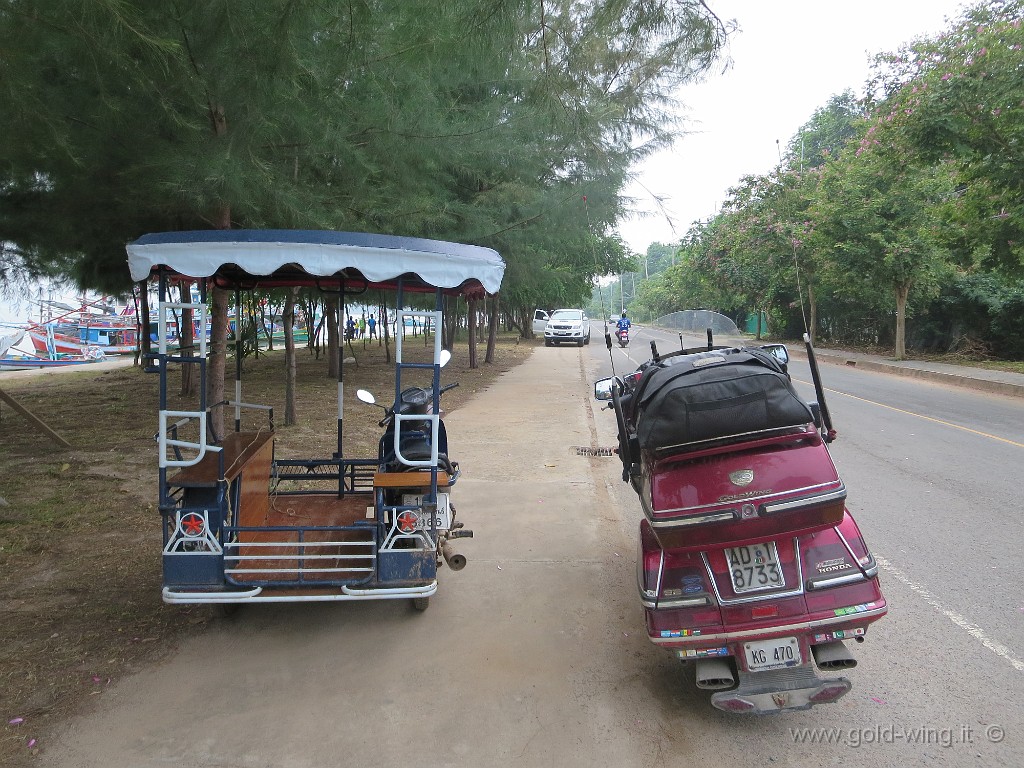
0;1;732;323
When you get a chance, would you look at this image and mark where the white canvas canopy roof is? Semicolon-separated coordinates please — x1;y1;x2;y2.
127;230;505;296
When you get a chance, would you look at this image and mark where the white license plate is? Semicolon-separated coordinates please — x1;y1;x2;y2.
726;541;785;594
402;493;451;530
744;636;801;672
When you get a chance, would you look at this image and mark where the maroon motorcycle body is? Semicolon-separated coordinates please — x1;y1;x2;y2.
598;342;886;713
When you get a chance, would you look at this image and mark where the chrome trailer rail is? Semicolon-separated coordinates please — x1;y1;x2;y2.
162;582;437;604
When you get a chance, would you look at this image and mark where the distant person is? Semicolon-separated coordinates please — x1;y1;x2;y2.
358;316;366;339
368;314;377;339
345;316;356;341
616;312;631;334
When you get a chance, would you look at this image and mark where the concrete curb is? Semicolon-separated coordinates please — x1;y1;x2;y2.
795;349;1024;399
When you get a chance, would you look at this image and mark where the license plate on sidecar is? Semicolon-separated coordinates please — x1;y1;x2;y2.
743;636;801;672
402;493;451;531
726;541;785;594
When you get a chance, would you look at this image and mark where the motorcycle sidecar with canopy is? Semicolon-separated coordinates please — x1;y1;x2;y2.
127;230;504;607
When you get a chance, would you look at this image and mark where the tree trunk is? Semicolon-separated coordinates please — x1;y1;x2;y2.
247;295;261;360
133;283;146;367
444;296;458;349
485;293;500;364
180;297;196;396
283;287;298;426
326;297;339;378
205;105;230;441
380;298;391;364
261;298;274;352
208;284;229;442
312;299;326;359
894;281;911;360
468;297;478;369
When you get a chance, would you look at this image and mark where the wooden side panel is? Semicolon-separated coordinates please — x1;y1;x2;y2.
236;436;274;527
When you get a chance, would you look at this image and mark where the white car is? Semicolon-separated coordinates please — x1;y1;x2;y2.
532;308;550;335
543;309;591;347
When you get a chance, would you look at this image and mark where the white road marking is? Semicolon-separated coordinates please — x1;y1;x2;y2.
876;555;1024;672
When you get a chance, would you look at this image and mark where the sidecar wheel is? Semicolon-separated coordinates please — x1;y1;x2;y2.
411;597;430;612
211;603;240;619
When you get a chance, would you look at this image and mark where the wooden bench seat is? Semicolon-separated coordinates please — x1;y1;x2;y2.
168;431;275;487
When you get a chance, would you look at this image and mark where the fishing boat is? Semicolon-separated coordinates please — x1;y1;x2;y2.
0;355;103;372
26;297;139;356
0;329;106;371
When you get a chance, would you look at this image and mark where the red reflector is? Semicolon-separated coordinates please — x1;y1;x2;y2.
809;681;851;703
751;605;779;619
180;512;205;537
715;697;756;712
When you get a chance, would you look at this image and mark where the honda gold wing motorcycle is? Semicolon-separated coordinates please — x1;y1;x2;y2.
594;335;887;713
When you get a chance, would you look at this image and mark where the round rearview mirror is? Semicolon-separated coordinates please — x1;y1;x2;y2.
439;349;452;368
356;389;376;405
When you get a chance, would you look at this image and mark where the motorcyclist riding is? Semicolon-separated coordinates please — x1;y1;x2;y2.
616;312;631;337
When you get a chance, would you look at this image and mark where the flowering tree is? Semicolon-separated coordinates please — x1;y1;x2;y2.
868;0;1024;275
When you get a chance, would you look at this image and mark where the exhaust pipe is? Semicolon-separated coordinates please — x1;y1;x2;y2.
695;658;736;690
812;641;857;670
441;542;466;571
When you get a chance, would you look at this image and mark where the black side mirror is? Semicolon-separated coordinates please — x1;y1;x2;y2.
760;343;789;365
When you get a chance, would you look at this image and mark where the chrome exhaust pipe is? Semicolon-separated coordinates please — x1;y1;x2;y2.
695;658;736;690
812;641;857;670
441;542;466;571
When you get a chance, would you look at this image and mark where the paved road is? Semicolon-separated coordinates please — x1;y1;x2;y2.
37;335;1022;767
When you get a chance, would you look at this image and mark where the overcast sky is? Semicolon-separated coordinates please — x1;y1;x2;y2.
616;0;974;254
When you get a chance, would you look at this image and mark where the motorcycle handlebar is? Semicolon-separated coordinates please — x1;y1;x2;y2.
377;381;459;426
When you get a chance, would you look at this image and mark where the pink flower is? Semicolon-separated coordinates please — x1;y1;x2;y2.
941;73;952;81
